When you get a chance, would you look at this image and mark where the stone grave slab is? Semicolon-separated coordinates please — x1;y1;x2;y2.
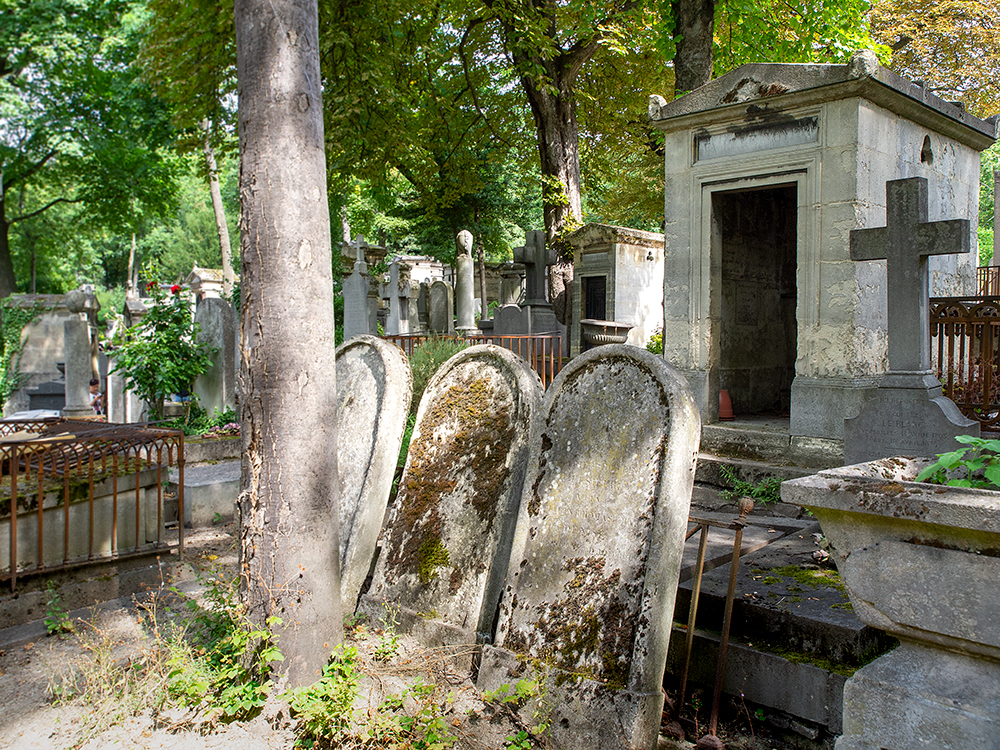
359;344;543;653
429;280;454;335
477;344;700;750
193;297;237;417
336;335;412;613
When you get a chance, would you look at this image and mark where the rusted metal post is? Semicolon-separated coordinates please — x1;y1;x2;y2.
10;445;18;590
178;433;185;554
706;497;754;737
678;522;709;712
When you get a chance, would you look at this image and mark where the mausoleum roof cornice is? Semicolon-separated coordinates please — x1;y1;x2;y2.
649;51;997;152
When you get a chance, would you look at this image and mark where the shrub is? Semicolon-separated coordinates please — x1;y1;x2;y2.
408;337;468;415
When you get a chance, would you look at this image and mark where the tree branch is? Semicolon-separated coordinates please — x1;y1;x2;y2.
10;196;81;225
4;148;60;191
458;17;511;147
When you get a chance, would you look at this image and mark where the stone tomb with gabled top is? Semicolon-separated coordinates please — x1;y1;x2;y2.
648;50;995;440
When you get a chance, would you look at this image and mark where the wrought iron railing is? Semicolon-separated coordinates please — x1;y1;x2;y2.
381;333;564;388
930;296;1000;430
0;419;184;590
978;266;1000;296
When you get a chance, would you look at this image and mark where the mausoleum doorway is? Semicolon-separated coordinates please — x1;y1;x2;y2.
713;183;798;415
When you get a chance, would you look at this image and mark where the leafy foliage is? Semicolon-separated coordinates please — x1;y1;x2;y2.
719;465;783;505
165;573;283;721
2;0;181;295
408;337;470;415
916;435;1000;489
0;299;44;410
109;278;215;420
870;0;1000;118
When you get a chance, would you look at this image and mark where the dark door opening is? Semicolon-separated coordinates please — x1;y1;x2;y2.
713;184;797;416
583;276;607;321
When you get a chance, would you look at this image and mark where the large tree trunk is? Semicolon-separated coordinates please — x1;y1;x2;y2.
522;77;583;243
234;0;342;687
202;122;235;297
521;78;581;326
673;0;716;96
0;193;18;298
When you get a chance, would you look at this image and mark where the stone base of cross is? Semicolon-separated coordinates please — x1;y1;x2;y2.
843;177;978;465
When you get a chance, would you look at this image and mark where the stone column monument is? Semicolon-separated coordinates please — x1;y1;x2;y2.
843;177;978;464
62;289;96;419
454;230;477;335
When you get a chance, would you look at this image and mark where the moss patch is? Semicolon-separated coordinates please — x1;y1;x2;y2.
384;368;522;584
417;538;450;584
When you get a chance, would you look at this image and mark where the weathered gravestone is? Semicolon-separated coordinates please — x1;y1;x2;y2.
428;280;455;335
358;345;543;655
193;297;237;417
382;261;411;335
343;236;376;340
455;230;477;334
844;177;978;464
335;335;412;612
477;344;700;750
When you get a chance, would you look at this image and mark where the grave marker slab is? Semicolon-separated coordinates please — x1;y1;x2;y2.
477;344;700;750
193;297;237;416
336;336;412;612
343;237;375;340
428;280;454;335
844;177;978;464
359;345;543;654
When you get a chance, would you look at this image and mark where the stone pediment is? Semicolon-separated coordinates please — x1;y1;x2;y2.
564;222;664;250
649;50;996;150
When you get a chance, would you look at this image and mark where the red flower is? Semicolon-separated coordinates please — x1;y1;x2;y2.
146;281;157;291
170;285;181;295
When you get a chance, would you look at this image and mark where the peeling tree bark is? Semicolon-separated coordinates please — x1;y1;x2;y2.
234;0;342;687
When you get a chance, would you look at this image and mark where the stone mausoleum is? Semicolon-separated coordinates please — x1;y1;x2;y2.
649;50;995;440
565;223;665;357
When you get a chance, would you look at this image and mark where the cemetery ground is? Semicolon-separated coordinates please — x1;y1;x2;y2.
0;491;860;750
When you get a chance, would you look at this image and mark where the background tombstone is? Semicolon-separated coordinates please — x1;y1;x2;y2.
407;279;424;335
193;297;237;417
455;230;477;334
343;236;375;340
428;280;454;335
478;345;700;750
382;260;411;335
417;280;430;331
61;289;96;418
107;357;146;423
335;335;412;612
844;177;978;464
359;345;543;655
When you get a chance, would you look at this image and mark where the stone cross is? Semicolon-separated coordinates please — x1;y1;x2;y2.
513;230;553;306
353;234;367;269
850;177;970;373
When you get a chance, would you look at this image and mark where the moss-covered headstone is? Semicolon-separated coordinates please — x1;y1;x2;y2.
477;345;700;750
359;345;543;652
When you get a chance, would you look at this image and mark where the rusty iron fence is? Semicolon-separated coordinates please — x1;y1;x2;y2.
930;296;1000;430
381;333;564;388
978;266;1000;296
0;418;184;590
673;499;755;740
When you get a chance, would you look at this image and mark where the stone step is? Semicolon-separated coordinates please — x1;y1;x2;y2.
674;522;894;667
166;460;240;528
